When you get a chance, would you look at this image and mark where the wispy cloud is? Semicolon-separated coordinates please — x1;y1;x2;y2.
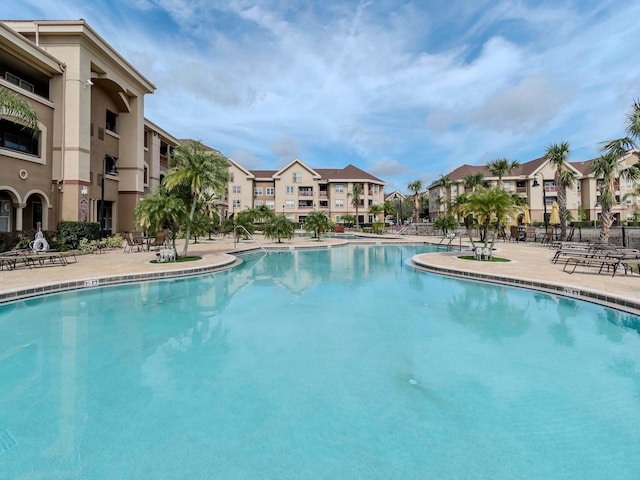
3;0;640;190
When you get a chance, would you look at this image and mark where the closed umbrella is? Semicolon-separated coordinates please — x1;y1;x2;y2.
522;207;531;226
550;201;560;225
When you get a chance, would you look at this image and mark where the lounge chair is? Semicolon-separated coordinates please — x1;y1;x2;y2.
123;231;145;253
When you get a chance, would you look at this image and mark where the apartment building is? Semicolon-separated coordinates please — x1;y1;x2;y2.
227;158;386;224
0;20;178;235
427;150;640;225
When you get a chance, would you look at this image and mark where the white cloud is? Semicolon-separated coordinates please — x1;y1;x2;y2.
3;0;640;191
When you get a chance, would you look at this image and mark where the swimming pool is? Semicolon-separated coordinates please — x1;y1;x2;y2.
1;244;639;479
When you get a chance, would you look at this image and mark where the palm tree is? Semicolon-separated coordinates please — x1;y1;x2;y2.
459;187;520;258
463;172;485;193
305;210;332;240
0;86;39;134
134;187;187;254
624;98;640;141
436;174;453;215
592;149;640;243
350;183;363;227
407;180;423;224
264;215;295;243
545;142;576;240
162;141;229;256
486;158;521;189
368;204;385;233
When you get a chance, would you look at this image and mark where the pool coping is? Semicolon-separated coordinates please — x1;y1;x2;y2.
411;255;640;316
0;254;240;304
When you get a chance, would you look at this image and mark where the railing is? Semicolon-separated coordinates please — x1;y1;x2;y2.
233;225;267;253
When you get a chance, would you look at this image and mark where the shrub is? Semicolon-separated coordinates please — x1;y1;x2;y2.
57;221;99;249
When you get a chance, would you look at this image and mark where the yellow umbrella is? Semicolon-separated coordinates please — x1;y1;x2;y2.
522;207;531;226
550;201;560;225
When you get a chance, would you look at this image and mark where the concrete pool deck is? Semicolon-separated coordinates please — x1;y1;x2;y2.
0;234;638;314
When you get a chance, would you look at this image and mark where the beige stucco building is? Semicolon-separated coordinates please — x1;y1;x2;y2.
226;158;386;224
427;150;640;225
0;20;178;236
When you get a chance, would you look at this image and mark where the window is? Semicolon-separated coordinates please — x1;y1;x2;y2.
286;185;294;194
627;197;633;205
335;184;344;193
254;187;263;196
0;200;11;232
627;179;633;189
255;200;263;207
233;199;241;208
293;172;302;183
143;166;148;186
0;119;39;155
285;200;294;209
232;186;241;194
266;187;275;196
503;182;511;191
106;110;118;133
266;201;275;210
229;172;235;182
5;72;34;93
335;199;344;208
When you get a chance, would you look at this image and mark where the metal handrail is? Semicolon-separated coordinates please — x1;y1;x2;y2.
233;225;267;253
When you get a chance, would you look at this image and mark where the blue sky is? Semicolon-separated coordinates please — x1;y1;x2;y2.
4;1;640;192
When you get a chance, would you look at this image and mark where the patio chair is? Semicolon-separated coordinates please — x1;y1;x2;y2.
536;227;554;244
149;229;167;251
123;231;145;253
509;226;525;242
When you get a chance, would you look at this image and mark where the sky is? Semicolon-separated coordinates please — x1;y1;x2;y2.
3;0;640;192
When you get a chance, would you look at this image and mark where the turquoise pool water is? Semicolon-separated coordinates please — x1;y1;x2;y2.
1;244;639;479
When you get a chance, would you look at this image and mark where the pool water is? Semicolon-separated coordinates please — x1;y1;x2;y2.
1;244;639;479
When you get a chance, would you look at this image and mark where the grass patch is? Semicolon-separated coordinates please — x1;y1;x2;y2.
150;255;202;264
458;255;511;262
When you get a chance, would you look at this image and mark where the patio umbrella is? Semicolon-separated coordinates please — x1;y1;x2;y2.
522;207;531;226
550;201;560;225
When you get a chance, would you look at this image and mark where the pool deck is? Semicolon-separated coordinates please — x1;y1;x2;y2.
1;234;638;314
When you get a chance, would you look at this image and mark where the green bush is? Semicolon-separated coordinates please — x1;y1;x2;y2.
0;232;20;252
57;221;99;249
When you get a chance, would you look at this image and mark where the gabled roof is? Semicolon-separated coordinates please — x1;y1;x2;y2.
570;159;596;175
385;190;406;200
273;157;321;180
315;164;384;183
250;170;278;180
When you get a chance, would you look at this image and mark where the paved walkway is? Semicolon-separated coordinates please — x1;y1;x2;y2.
0;234;638;314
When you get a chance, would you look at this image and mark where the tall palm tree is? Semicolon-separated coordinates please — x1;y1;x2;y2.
546;142;576;240
624;98;640;141
486;158;521;189
162;141;229;256
592;149;640;243
407;180;423;224
436;174;453;214
463;172;485;193
350;183;363;227
0;86;39;134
